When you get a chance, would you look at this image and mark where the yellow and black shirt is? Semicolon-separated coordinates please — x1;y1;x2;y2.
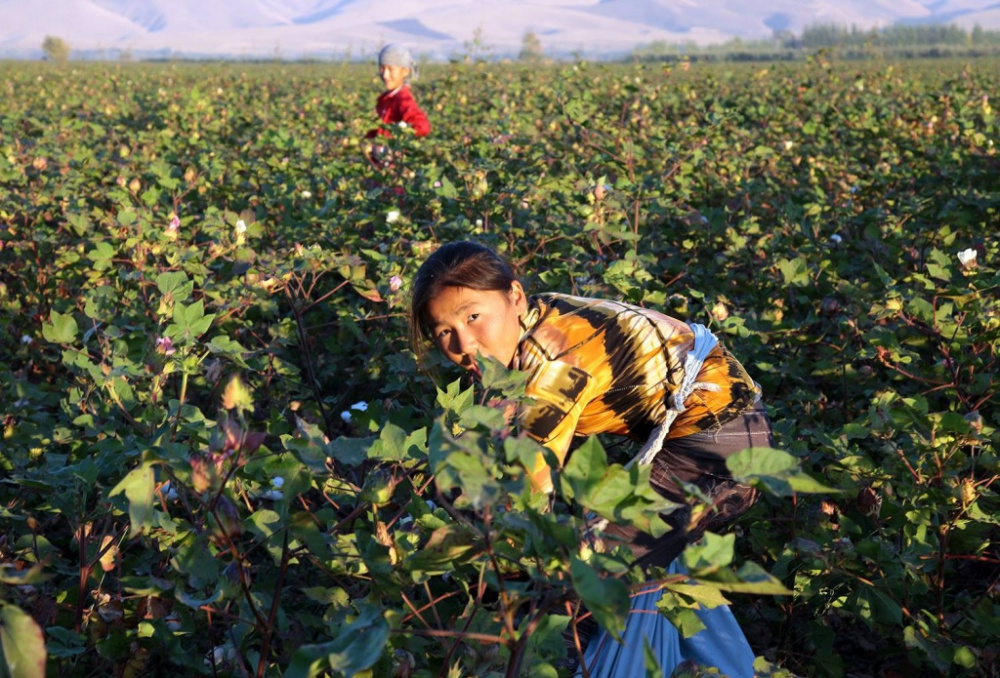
513;293;759;491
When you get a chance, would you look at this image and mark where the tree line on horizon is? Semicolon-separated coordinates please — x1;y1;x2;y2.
39;20;1000;64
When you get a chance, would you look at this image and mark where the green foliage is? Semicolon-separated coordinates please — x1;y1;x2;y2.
0;57;999;677
0;603;46;678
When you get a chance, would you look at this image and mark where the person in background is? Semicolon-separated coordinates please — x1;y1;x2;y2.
366;43;430;140
409;241;770;677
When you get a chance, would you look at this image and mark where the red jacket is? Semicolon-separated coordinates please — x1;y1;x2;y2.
366;86;430;138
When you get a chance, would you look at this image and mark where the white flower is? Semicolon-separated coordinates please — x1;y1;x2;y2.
398;121;408;129
386;210;400;224
957;248;977;268
340;410;352;423
301;190;312;198
475;219;483;227
20;334;32;345
216;87;224;95
272;476;285;488
235;219;247;234
783;140;795;150
433;181;442;188
830;234;843;244
389;275;403;292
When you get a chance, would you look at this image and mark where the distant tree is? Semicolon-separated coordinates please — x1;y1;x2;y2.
42;35;71;62
520;30;544;62
462;25;493;62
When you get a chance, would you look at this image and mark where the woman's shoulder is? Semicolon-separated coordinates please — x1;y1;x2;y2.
531;293;687;329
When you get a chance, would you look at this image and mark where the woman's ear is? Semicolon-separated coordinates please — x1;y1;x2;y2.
509;281;527;314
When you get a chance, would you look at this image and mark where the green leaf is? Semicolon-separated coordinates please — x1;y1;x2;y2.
776;257;811;286
327;436;374;468
682;532;735;573
367;422;427;463
285;606;389;678
561;438;675;536
108;462;155;537
435;176;458;199
953;645;977;668
0;563;48;586
172;299;215;337
207;335;250;368
570;557;630;642
42;310;78;344
428;424;501;510
406;524;480;576
0;603;46;678
726;447;839;496
156;271;193;300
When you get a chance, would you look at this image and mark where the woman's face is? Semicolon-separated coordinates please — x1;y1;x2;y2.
379;64;409;91
425;282;527;375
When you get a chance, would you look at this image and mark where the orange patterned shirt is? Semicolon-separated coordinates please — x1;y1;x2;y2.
513;294;759;491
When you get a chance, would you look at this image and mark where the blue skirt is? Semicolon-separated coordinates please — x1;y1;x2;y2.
576;560;755;677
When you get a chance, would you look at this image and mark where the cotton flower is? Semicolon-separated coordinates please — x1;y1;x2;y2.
957;248;977;268
235;219;247;234
475;219;483;227
386;210;400;223
301;190;312;198
389;275;403;292
155;336;176;356
166;215;180;240
783;140;795;150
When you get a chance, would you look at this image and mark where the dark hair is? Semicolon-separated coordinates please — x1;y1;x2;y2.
409;241;519;353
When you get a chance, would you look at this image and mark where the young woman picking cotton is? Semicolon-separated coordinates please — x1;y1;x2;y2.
410;241;772;677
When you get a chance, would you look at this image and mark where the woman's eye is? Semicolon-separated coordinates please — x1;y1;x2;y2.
468;314;479;323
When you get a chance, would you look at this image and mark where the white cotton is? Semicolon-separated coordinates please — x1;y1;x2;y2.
957;248;977;267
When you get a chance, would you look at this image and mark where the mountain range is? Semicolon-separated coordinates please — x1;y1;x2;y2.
5;0;1000;60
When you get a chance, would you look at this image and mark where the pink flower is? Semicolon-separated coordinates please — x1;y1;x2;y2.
155;336;176;356
389;275;403;292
